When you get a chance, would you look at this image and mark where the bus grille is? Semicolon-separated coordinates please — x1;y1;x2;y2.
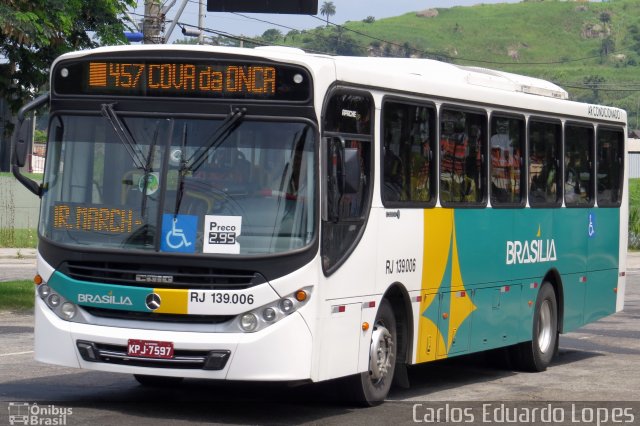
82;306;234;324
59;261;266;290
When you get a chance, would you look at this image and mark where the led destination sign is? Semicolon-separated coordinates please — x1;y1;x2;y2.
90;62;276;94
54;59;311;101
53;203;143;235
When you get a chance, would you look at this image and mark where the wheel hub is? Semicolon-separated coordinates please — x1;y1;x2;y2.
369;324;394;382
538;299;553;354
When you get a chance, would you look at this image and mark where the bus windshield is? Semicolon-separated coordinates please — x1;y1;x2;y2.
40;114;317;256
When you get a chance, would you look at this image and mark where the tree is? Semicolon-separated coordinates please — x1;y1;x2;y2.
302;28;364;56
0;0;135;113
599;11;612;26
583;75;606;103
320;1;336;27
261;28;283;44
285;29;300;42
600;36;615;60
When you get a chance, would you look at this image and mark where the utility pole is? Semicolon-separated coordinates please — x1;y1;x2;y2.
143;0;163;44
198;0;205;44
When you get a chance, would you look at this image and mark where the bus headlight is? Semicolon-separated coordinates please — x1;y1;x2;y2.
38;284;51;298
235;287;312;333
47;294;61;308
262;307;276;322
61;302;77;320
240;313;258;331
279;298;294;314
36;279;80;322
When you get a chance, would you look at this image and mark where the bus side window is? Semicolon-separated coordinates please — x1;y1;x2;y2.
382;101;435;204
564;124;594;207
439;108;486;206
490;115;525;206
321;91;374;275
596;127;624;207
529;120;562;207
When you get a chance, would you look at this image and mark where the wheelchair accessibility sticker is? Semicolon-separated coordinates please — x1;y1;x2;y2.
161;214;198;253
204;215;242;254
588;212;596;238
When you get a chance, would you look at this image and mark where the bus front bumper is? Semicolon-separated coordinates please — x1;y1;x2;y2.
34;297;313;381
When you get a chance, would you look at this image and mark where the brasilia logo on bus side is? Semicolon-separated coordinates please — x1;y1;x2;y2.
505;226;557;265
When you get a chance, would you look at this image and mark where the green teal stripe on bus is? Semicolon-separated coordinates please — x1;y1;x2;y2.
47;271;153;312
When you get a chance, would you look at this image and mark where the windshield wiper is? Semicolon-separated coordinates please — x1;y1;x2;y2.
140;123;161;217
173;123;189;218
172;108;246;217
101;103;147;170
188;107;246;173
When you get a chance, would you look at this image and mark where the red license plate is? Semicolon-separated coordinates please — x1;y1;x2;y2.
127;339;174;359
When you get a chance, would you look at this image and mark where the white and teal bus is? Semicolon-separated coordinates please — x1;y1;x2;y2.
12;45;627;405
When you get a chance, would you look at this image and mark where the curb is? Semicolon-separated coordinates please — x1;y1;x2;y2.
0;249;37;260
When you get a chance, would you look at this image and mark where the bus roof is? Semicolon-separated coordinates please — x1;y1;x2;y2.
53;44;626;124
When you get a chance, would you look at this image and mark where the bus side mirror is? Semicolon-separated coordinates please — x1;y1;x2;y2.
10;93;49;197
341;147;361;194
12;117;33;168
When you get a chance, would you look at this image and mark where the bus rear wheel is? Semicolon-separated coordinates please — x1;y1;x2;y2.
346;299;397;406
133;374;184;387
511;282;558;372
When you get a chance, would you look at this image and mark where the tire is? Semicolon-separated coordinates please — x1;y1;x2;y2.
345;299;397;406
133;374;184;387
510;282;558;372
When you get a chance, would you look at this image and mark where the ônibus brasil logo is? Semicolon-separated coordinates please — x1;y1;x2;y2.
506;225;557;265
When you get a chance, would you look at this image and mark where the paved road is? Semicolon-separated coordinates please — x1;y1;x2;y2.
0;272;638;425
0;249;36;283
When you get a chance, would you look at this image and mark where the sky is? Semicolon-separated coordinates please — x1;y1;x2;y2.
132;0;523;41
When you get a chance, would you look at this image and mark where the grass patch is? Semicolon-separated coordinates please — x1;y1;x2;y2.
0;280;34;311
629;179;640;249
0;228;37;248
0;171;43;182
630;179;640;209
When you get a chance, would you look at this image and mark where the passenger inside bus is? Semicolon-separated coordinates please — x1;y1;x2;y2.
440;113;477;203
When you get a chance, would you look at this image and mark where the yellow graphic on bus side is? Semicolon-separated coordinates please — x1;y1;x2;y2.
417;209;476;363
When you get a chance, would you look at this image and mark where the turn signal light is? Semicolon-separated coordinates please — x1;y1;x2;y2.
362;322;370;331
34;275;43;285
295;290;307;302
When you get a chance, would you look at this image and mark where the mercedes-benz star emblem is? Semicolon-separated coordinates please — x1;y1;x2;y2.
145;293;161;311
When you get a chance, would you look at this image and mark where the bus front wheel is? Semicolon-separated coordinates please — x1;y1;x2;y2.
511;282;558;372
346;299;397;406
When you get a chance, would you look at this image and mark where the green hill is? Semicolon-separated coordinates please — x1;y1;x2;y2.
283;0;640;127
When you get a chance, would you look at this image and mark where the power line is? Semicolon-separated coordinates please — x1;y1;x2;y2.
132;6;628;67
556;83;640;93
231;12;304;34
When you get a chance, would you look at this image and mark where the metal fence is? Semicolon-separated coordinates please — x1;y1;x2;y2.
631;153;640;179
